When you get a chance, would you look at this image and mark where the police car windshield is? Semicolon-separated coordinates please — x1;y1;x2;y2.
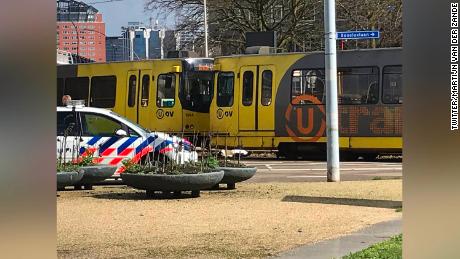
109;111;151;133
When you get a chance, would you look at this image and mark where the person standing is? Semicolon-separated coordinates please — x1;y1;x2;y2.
62;95;72;106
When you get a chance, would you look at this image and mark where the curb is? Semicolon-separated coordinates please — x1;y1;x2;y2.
275;217;402;259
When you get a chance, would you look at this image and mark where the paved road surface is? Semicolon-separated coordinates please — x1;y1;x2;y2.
240;159;402;183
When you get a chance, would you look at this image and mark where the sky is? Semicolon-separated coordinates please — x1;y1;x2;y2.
82;0;175;36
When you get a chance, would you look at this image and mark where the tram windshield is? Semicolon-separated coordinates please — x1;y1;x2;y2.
180;59;214;113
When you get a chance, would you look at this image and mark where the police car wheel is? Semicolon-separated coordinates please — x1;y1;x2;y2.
84;184;93;190
74;185;82;190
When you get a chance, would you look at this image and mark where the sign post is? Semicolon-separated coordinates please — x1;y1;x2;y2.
324;0;340;182
204;0;209;57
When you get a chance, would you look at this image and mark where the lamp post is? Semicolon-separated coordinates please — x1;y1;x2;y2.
159;29;165;59
204;0;209;57
324;0;340;182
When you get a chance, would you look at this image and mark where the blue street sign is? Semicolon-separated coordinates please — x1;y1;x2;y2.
336;31;380;40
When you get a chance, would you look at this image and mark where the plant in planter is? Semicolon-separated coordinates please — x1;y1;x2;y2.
75;148;117;190
210;141;258;190
56;160;84;191
121;146;224;198
57;121;84;190
57;117;116;190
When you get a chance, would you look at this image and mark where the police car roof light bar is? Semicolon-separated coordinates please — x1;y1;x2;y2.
66;100;86;107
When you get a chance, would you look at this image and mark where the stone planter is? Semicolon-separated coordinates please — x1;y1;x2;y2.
121;170;224;198
76;165;118;190
216;167;257;189
57;170;84;190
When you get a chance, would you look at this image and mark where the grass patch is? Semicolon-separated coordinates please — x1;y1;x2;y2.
372;176;383;180
343;234;402;259
395;207;402;212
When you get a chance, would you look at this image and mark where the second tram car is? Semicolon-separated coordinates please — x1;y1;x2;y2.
57;58;214;134
210;48;402;159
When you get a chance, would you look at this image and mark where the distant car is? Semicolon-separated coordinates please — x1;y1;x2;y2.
57;102;197;177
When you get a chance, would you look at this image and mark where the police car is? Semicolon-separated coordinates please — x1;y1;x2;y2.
57;101;198;177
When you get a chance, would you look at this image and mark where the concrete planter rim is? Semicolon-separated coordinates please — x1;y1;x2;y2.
121;170;224;191
57;170;85;187
216;166;257;184
79;165;117;184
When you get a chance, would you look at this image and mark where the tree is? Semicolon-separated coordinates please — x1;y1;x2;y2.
336;0;402;48
145;0;402;56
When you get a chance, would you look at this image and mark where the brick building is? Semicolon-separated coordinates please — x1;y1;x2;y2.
57;0;106;62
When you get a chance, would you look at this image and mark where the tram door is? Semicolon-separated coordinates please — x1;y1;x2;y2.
238;66;257;131
125;70;152;125
125;70;139;123
257;65;275;131
238;65;275;131
137;70;152;126
151;72;182;132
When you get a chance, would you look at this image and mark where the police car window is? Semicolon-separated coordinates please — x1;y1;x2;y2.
109;111;149;133
81;113;123;137
127;127;140;137
57;112;79;136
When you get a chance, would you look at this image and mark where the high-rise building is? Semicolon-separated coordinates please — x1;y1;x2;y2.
106;36;129;62
106;22;177;62
57;0;106;62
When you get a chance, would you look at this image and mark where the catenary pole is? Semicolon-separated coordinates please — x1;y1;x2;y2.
324;0;340;181
204;0;209;57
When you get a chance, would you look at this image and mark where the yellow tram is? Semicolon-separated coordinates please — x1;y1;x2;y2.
210;48;402;159
57;58;214;134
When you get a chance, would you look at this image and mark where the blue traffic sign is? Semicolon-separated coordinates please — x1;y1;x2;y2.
336;31;380;40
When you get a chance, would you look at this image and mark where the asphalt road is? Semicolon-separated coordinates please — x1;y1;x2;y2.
241;159;402;183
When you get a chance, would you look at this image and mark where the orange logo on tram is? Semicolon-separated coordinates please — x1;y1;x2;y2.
284;95;326;142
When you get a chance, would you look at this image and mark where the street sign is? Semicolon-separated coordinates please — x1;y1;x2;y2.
336;31;380;40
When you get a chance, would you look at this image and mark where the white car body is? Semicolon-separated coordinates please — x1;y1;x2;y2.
57;105;197;177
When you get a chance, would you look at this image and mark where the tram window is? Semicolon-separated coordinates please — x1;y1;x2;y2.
64;77;89;103
337;67;379;105
217;72;234;107
261;70;273;106
141;74;150;107
128;75;137;107
90;76;116;108
181;71;214;111
291;69;325;104
382;66;402;104
157;74;176;108
242;71;254;106
57;78;64;105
